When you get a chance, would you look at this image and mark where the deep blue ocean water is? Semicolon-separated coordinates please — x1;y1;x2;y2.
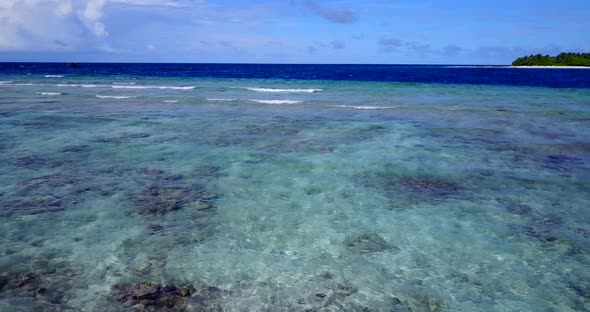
0;63;589;311
1;62;589;88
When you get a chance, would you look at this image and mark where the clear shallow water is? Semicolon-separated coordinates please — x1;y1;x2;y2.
0;70;589;311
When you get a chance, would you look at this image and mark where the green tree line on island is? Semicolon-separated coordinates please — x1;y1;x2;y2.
512;53;590;66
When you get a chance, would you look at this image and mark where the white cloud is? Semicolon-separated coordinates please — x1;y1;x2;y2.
111;0;185;6
82;0;108;37
55;1;73;16
0;0;78;50
0;0;191;51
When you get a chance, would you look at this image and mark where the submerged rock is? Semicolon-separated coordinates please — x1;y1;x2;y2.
147;224;165;234
545;154;584;165
521;225;559;243
426;297;445;312
193;166;224;179
400;177;459;197
0;271;69;306
134;184;216;215
389;296;415;312
296;279;361;311
507;203;532;215
135;187;183;215
125;133;151;139
114;282;228;311
184;201;213;211
13;155;49;169
243;124;300;137
114;283;193;310
133;167;221;215
192;285;229;304
357;169;462;204
60;145;92;154
23;195;63;213
1;195;64;217
7;272;39;289
22;173;81;191
543;154;584;172
336;283;358;296
551;143;590;153
140;168;182;182
304;187;323;195
501;201;533;215
95;132;151;144
344;233;398;254
570;283;590;299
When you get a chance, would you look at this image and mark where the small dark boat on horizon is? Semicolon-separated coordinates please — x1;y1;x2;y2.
67;62;79;68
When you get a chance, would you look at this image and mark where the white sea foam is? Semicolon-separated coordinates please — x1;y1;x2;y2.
245;87;322;93
163;100;179;103
36;92;62;96
44;75;64;78
251;100;304;105
96;95;136;99
112;82;137;85
160;86;195;90
207;98;239;101
0;81;13;84
111;85;151;89
56;84;100;88
13;83;43;86
326;105;395;110
112;85;195;90
208;98;304;104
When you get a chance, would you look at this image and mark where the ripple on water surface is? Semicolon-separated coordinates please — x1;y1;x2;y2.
0;76;589;311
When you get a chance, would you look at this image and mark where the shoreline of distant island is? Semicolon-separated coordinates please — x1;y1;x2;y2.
510;65;590;69
511;52;590;67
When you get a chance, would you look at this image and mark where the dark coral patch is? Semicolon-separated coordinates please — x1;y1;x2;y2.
1;195;64;217
133;167;221;215
139;168;182;182
94;132;151;144
114;283;193;310
506;203;532;215
113;282;229;311
344;233;398;254
546;154;584;165
13;155;49;169
499;200;533;215
134;184;218;215
134;186;189;215
0;271;70;308
356;168;462;204
400;177;460;197
60;145;92;154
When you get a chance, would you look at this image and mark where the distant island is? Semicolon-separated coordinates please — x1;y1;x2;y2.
512;53;590;67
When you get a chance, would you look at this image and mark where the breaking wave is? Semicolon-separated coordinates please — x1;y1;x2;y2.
250;100;304;104
112;85;195;90
96;95;136;99
207;98;239;102
208;98;304;104
36;92;62;96
56;84;101;88
245;87;322;93
326;105;396;110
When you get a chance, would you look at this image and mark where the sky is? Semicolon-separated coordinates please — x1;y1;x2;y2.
0;0;588;64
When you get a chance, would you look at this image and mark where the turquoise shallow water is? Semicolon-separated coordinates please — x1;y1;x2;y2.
0;75;589;311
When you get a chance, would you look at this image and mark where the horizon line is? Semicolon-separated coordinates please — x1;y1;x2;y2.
0;62;512;66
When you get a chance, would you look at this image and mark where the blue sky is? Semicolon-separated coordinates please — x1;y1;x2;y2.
0;0;588;64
